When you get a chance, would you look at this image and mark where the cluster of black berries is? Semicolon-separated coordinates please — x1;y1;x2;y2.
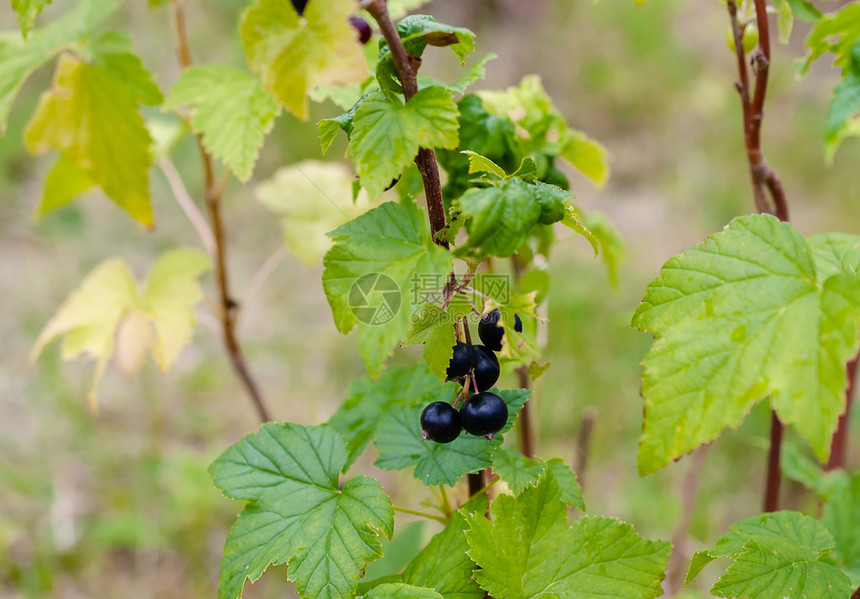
420;309;523;443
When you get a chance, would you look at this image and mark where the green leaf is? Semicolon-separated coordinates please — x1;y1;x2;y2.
330;364;448;470
453;179;584;259
824;66;860;160
25;52;158;226
560;128;610;187
0;0;116;132
401;494;487;599
11;0;51;37
780;442;847;500
256;160;376;266
822;473;860;578
448;53;495;95
800;4;860;75
209;423;394;599
464;474;670;599
241;0;367;120
374;389;530;486
362;583;443;599
140;248;210;372
686;510;852;598
322;200;453;376
776;0;794;44
402;303;463;379
809;232;860;280
784;0;821;24
461;150;506;178
347;88;459;198
492;448;546;495
545;458;586;511
164;64;280;181
632;214;860;474
39;155;95;217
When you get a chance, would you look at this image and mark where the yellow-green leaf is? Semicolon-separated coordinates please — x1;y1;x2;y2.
241;0;367;120
25;53;156;226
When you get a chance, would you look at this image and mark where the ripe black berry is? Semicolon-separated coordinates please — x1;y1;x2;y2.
349;16;372;45
472;345;500;392
290;0;308;15
420;401;461;443
478;309;504;351
460;392;508;439
446;342;477;382
513;313;522;333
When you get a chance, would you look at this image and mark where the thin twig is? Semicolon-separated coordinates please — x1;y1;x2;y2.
574;407;597;491
764;411;783;512
361;0;449;247
516;366;535;458
392;505;448;524
170;0;271;423
158;158;216;255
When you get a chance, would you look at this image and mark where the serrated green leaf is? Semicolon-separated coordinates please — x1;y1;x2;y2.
461;150;506;178
809;233;860;280
25;52;157;226
0;0;116;132
785;0;821;24
560;128;610;186
362;583;443;599
401;494;487;599
141;248;210;371
632;214;860;474
364;521;425;583
780;443;847;500
800;4;860;75
449;53;495;95
347;88;459;197
39;155;95;217
330;364;449;470
822;473;860;577
322;200;453;376
401;303;465;380
210;423;394;599
85;32;163;105
241;0;367;120
465;474;670;599
256;160;375;266
824;66;860;160
374;389;530;486
453;179;578;260
11;0;51;37
492;447;545;495
545;458;586;511
164;64;280;181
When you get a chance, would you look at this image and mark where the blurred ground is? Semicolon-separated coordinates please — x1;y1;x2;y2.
1;0;859;597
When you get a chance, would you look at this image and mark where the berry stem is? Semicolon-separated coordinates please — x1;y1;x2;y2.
169;0;271;424
361;0;449;247
462;317;473;345
392;505;448;524
438;485;453;518
827;353;858;471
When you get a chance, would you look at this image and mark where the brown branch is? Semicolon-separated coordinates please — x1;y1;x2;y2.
361;0;449;247
516;367;535;459
574;407;597;491
827;354;859;471
170;0;271;423
764;411;783;512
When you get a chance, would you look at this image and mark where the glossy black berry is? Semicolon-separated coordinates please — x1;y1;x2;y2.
349;16;372;44
446;342;477;382
513;313;523;333
472;345;500;392
290;0;308;15
420;401;461;443
460;392;508;439
478;309;504;351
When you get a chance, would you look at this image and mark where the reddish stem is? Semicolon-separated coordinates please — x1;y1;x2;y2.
827;355;859;471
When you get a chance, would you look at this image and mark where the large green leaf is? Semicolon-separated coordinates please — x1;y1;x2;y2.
400;494;487;599
687;511;852;599
464;473;670;599
491;450;585;510
346;88;459;198
25;51;160;226
632;214;860;474
330;364;449;470
164;64;280;181
241;0;367;120
210;423;394;599
322;200;453;376
373;388;530;486
0;0;116;132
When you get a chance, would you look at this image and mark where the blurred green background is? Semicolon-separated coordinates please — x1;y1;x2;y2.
2;0;859;597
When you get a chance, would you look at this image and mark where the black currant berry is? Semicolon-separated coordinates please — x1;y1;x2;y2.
446;342;477;382
478;309;504;351
290;0;308;15
514;313;523;333
460;392;508;439
349;16;372;44
420;401;461;443
472;345;500;392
